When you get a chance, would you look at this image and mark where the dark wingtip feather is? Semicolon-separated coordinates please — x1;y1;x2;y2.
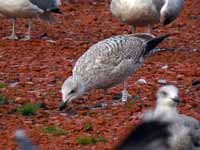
144;34;174;56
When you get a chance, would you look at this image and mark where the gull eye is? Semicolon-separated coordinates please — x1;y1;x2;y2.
70;89;75;94
161;91;167;97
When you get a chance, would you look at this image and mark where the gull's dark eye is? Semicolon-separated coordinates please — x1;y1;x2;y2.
70;89;75;94
161;91;167;97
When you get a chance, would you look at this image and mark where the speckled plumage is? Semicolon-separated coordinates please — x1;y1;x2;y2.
73;35;147;90
61;33;170;105
143;85;200;150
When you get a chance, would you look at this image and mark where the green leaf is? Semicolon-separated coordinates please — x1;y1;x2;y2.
41;125;67;136
76;135;106;145
83;122;93;131
16;103;38;116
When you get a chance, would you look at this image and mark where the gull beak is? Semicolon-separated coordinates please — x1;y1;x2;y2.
59;101;66;111
60;93;71;111
172;97;180;104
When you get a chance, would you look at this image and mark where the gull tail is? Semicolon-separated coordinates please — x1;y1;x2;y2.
14;129;38;150
116;120;171;150
144;34;172;56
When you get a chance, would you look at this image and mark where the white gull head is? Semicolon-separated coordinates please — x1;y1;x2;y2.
60;76;85;110
156;85;180;107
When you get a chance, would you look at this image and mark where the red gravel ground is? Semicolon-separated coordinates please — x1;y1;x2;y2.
0;0;199;149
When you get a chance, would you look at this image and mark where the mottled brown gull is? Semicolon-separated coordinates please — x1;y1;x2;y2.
143;85;200;150
60;33;170;110
110;0;184;33
0;0;62;40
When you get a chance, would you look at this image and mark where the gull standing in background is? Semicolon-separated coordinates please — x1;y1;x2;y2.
110;0;184;33
143;85;200;150
60;33;171;110
0;0;62;40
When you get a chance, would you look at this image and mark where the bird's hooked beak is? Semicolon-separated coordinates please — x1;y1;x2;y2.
172;97;180;104
59;95;73;110
59;101;66;111
59;91;72;111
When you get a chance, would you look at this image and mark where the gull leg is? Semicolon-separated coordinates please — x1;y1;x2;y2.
103;89;107;101
98;89;109;108
4;18;18;40
122;80;129;102
23;18;32;40
102;89;110;107
148;24;153;33
132;26;136;34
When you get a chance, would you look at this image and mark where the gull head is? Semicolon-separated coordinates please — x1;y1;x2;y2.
156;85;180;107
60;76;85;110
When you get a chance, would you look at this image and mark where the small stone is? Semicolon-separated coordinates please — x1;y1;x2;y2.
158;79;167;84
47;39;57;43
177;74;184;80
9;82;19;88
161;65;168;70
136;78;147;84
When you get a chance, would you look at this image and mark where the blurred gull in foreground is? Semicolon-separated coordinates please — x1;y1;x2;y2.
118;85;200;150
60;33;171;110
110;0;184;33
14;129;38;150
0;0;62;40
143;85;200;150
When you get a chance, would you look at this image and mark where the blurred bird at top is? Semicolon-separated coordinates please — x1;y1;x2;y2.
0;0;62;40
110;0;184;33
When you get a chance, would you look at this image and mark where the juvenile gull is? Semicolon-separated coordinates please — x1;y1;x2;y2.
110;0;184;33
0;0;62;40
143;85;200;150
60;33;170;110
